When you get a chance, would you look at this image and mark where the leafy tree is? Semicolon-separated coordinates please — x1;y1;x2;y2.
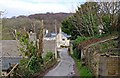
62;16;79;39
62;2;120;39
13;31;43;77
118;13;120;48
62;2;100;38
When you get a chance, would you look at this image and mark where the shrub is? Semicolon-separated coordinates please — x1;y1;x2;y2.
74;36;91;46
73;48;81;59
43;52;53;62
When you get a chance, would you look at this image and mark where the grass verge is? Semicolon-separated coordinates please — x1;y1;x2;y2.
71;55;94;77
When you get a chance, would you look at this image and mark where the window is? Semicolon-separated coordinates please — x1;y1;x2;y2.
62;39;65;41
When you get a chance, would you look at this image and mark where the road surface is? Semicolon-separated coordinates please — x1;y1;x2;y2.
45;48;75;76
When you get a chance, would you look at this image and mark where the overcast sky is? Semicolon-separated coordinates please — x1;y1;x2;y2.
0;0;86;18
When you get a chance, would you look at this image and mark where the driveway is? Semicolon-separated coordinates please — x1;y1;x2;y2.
45;48;75;76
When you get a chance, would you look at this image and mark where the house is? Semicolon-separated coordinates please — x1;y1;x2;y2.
42;30;57;57
56;27;71;48
42;40;56;57
28;30;57;58
1;31;38;76
44;30;57;40
0;40;22;76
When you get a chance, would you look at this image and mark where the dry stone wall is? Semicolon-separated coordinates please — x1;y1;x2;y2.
81;37;120;77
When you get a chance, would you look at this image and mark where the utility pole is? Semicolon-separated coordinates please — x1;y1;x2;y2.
38;20;44;57
0;11;4;77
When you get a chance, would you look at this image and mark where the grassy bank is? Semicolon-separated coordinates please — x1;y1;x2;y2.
71;55;93;77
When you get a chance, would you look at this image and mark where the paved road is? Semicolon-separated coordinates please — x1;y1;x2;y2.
45;48;75;76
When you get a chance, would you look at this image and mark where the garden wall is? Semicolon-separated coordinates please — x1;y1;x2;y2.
80;36;120;77
42;40;56;57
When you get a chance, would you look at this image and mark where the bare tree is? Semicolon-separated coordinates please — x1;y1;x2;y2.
97;2;120;32
38;20;44;57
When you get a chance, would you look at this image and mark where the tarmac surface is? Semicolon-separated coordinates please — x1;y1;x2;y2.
45;48;75;76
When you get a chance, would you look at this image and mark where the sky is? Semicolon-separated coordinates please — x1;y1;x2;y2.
0;0;86;18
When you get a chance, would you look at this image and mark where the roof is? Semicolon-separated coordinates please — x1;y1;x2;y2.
45;32;57;38
61;32;71;38
0;40;20;57
2;57;22;70
51;33;57;37
0;40;22;70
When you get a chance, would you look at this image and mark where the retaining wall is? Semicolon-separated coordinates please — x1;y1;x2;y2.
81;37;120;77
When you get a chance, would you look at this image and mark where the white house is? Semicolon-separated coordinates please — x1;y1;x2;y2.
56;27;71;48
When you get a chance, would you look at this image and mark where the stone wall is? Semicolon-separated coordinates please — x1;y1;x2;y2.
82;47;100;76
42;40;56;57
99;56;120;76
81;37;120;77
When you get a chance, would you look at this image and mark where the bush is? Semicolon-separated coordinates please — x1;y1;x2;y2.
43;52;54;62
13;56;43;78
13;64;33;78
74;36;91;46
73;48;81;59
28;57;42;73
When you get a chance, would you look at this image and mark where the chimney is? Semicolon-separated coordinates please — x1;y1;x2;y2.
59;27;62;33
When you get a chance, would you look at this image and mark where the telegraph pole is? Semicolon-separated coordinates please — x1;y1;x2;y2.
0;11;4;77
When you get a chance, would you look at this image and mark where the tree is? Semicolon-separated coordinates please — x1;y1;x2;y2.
2;17;41;40
13;21;44;77
62;2;100;38
38;20;44;56
98;2;120;32
118;13;120;48
62;2;120;39
62;16;80;39
74;2;100;37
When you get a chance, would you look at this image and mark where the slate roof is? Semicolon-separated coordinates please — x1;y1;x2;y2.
45;32;57;38
61;32;71;38
2;57;22;70
0;40;22;70
0;40;20;57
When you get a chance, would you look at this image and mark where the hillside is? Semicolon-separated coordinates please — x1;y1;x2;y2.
28;12;73;32
2;12;73;40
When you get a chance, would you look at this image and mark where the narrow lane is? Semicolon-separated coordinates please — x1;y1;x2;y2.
45;48;75;76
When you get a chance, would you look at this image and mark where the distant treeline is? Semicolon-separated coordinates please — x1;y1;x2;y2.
2;13;73;40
